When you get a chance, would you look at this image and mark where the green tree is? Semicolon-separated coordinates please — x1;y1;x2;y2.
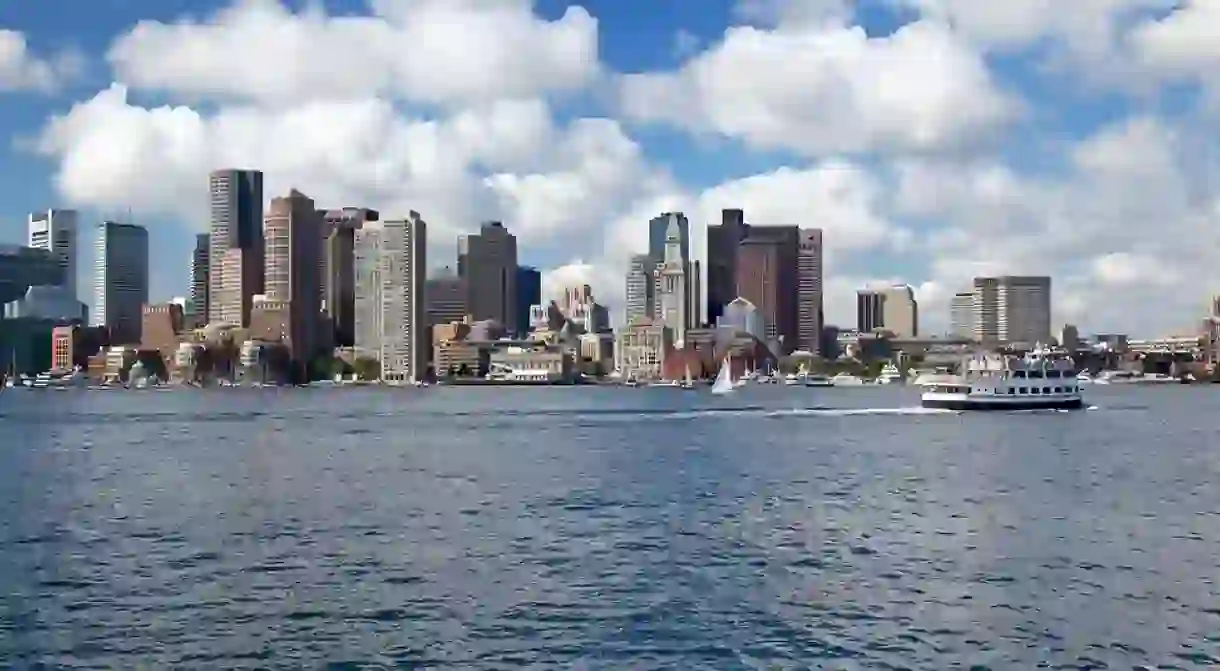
352;356;380;381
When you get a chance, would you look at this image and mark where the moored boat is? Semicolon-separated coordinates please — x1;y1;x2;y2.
920;344;1084;411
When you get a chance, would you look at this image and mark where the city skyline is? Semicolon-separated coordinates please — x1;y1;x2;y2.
1;1;1219;335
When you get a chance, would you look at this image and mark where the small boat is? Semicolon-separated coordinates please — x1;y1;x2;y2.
648;379;681;388
804;374;833;388
920;343;1084;411
681;364;695;389
711;356;734;395
830;372;866;386
875;362;905;385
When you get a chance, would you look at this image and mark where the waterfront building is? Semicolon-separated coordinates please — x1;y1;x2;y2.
856;285;918;339
950;292;974;338
459;221;518;333
189;233;209;326
425;266;467;329
320;207;377;347
28;209;77;298
707;209;800;353
972;276;1051;345
614;317;673;380
0;244;63;305
515;266;541;338
92;221;149;345
264;189;326;372
654;217;689;345
354;212;428;383
209;169;264;326
797;229;823;354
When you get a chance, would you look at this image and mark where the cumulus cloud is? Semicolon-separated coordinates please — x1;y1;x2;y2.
896;115;1220;334
0;29;80;92
107;0;600;106
29;0;1220;336
618;18;1018;156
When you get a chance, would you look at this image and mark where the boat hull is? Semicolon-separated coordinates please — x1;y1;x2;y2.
922;395;1084;411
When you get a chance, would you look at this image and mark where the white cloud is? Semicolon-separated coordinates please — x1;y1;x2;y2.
618;19;1018;155
1129;0;1220;99
0;29;79;92
897;0;1172;53
896;115;1220;334
34;84;662;270
107;0;600;106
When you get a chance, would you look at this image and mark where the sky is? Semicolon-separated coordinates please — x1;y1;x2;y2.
2;0;1220;336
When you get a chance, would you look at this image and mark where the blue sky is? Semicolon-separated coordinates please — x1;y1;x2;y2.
2;0;1218;334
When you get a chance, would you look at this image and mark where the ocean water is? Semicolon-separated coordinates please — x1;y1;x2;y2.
1;384;1219;669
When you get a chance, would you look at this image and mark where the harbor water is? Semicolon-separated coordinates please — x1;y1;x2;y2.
1;385;1219;668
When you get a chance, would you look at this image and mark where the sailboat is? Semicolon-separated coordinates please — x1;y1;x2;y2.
711;355;735;395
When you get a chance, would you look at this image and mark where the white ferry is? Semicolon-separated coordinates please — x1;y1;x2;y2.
920;344;1084;411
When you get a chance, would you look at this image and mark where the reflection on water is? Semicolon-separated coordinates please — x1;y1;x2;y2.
0;385;1218;668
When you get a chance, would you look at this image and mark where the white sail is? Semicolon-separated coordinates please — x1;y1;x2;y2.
684;364;693;386
711;356;734;395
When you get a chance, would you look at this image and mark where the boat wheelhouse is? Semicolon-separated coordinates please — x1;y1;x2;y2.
920;344;1084;411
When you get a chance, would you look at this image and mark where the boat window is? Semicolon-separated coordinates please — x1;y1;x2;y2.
1008;388;1015;395
1028;370;1044;378
1046;370;1061;379
1053;386;1062;393
1013;370;1026;378
1019;387;1027;394
1031;387;1040;394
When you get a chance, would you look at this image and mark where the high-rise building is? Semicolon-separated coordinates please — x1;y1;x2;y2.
516;265;541;337
354;212;428;383
654;218;688;345
950;292;974;338
425;266;467;329
459;221;517;332
208;169;264;326
190;233;209;325
263;189;325;366
856;285;918;338
797;229;823;354
707;209;799;352
857;290;885;333
687;260;701;327
0;245;63;305
28;209;77;298
736;238;782;342
625;254;655;325
93;221;149;344
706;208;747;325
320;207;377;347
971;276;1051;345
649;212;689;265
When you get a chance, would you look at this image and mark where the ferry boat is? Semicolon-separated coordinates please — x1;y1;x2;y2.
920;344;1084;411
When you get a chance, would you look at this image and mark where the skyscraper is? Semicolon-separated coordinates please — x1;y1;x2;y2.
856;285;918;338
649;212;689;265
707;209;799;351
950;292;973;338
320;207;377;347
706;208;747;325
972;276;1051;345
624;254;655;325
654;218;689;344
190;233;209;325
515;265;541;337
208;169;264;326
264;189;325;366
28;209;77;298
93;221;149;344
797;229;823;354
459;221;518;332
425;266;467;328
354;212;428;383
